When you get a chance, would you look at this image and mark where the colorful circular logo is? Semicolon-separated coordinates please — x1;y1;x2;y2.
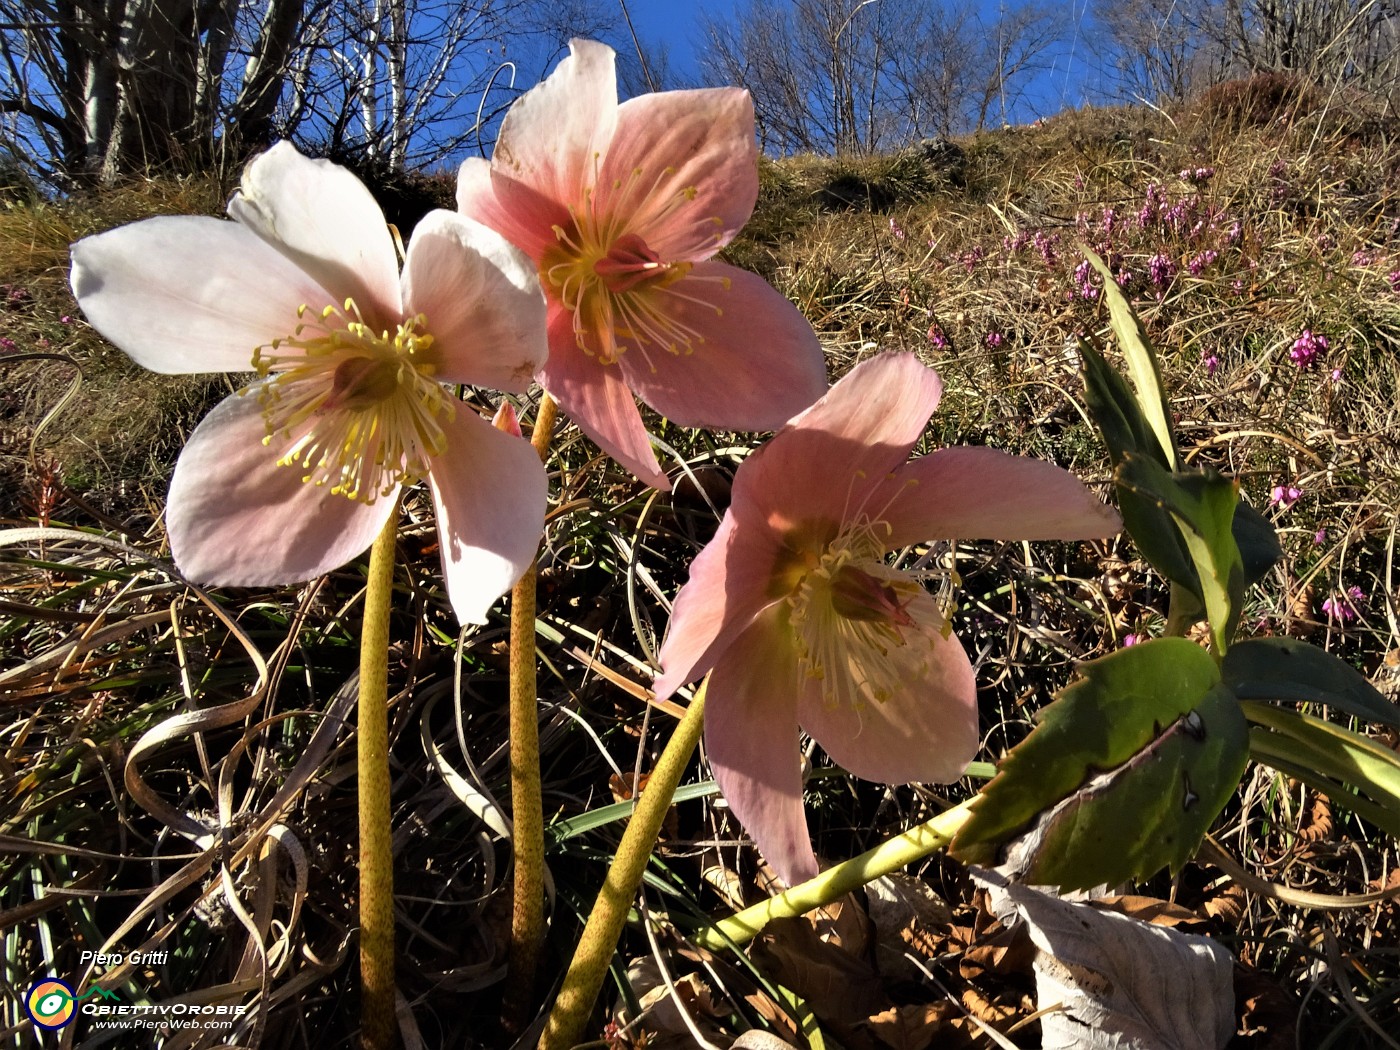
26;979;76;1029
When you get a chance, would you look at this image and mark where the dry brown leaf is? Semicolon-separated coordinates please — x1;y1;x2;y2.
1298;792;1333;843
1201;881;1247;927
753;916;889;1027
1091;894;1209;931
742;992;803;1044
862;1002;962;1050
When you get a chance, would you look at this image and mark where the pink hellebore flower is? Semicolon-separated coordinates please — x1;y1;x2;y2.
70;143;549;624
652;354;1121;883
456;39;826;489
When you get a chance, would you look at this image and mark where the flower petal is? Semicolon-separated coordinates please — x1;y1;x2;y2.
597;88;758;259
654;510;785;701
705;606;819;885
878;446;1122;546
70;217;331;374
796;591;980;785
401;210;547;392
166;389;394;584
619;262;826;431
457;158;570;261
428;406;548;624
491;39;618;207
540;306;669;489
731;353;939;535
227;142;402;327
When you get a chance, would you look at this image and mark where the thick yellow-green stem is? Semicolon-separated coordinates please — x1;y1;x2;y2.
692;797;974;952
538;686;708;1050
503;394;558;1032
359;506;400;1050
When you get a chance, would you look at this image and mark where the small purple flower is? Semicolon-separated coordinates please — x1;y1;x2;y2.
927;324;948;349
1187;250;1218;276
1388;270;1400;293
1352;250;1373;267
1202;352;1221;377
1148;253;1175;288
59;315;72;324
1227;220;1244;245
1269;484;1303;510
1289;329;1328;370
1033;231;1060;268
1179;166;1215;184
889;216;906;241
960;245;985;272
1329;367;1343;384
1322;586;1365;624
1100;207;1118;238
1122;633;1142;647
1139;183;1164;226
1313;528;1328;545
0;337;16;353
985;329;1005;349
1072;259;1098;300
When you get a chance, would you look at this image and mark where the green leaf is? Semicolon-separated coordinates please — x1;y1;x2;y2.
1232;501;1283;588
1080;337;1198;589
1223;638;1400;728
1081;248;1177;467
951;639;1249;889
1245;701;1400;836
1116;454;1244;652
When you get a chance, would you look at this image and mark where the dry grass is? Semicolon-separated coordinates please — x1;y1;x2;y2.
3;102;1400;1046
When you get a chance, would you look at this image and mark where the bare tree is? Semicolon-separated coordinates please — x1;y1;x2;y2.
1092;0;1400;102
0;0;614;186
698;0;1065;154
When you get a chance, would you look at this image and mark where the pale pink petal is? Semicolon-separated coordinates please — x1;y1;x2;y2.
428;406;548;624
166;389;394;584
457;158;569;261
227;142;402;327
796;588;980;785
596;88;757;259
401;210;547;392
71;216;332;374
731;353;939;535
618;262;826;431
491;39;618;207
653;511;785;700
540;306;669;489
705;606;819;885
877;446;1122;546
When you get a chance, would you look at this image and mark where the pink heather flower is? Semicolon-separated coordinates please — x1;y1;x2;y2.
1314;528;1328;545
1269;484;1302;510
1329;367;1344;384
889;216;906;240
59;315;72;324
71;143;549;623
1186;250;1217;276
1322;586;1365;623
1202;352;1221;376
1227;220;1243;244
1122;633;1142;647
1148;253;1175;288
652;354;1121;883
985;329;1004;348
927;324;948;348
1388;270;1400;293
1289;329;1328;369
456;40;825;489
0;337;16;352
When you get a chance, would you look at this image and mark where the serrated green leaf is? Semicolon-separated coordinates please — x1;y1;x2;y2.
1117;454;1244;653
1082;248;1177;467
1245;701;1400;836
951;639;1249;889
1223;638;1400;728
1232;501;1283;588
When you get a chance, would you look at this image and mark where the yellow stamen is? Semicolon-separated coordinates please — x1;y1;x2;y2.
250;298;452;502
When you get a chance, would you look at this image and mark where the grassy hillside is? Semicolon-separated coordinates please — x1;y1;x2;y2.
3;84;1400;1046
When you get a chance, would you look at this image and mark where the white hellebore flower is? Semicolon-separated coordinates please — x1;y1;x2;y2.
71;142;550;623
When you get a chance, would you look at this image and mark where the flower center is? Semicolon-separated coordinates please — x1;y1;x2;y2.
785;518;953;713
250;298;454;503
539;166;728;367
